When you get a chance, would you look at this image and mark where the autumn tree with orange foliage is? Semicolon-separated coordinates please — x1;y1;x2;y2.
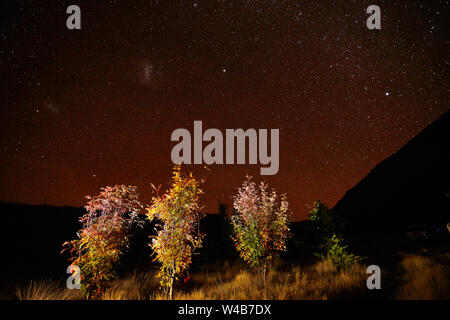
62;185;143;299
147;166;205;299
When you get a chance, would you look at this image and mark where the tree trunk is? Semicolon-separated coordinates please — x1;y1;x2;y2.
262;263;267;285
168;262;175;300
169;276;174;300
263;266;266;284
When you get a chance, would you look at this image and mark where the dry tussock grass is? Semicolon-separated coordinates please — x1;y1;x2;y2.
16;279;81;300
175;259;366;300
103;269;160;300
14;254;449;300
395;253;450;299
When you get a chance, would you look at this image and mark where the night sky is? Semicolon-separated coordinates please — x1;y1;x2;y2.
1;1;448;220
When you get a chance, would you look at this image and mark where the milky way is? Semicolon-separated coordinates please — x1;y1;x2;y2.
0;1;448;219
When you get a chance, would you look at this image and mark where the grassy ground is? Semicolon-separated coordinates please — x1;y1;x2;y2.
394;252;450;299
13;251;450;300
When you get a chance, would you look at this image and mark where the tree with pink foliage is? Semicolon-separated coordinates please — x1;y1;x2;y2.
231;176;290;279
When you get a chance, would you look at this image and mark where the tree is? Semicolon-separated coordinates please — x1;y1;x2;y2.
62;185;143;299
147;166;205;300
231;176;290;280
218;203;228;216
308;200;334;234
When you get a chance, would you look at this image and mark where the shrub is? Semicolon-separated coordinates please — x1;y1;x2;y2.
315;234;363;270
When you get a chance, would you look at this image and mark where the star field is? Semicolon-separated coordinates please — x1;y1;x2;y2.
0;0;448;219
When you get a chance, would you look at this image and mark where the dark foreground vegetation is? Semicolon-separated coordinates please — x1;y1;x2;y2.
0;202;448;300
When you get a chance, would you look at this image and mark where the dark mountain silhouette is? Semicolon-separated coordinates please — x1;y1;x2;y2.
333;110;450;235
